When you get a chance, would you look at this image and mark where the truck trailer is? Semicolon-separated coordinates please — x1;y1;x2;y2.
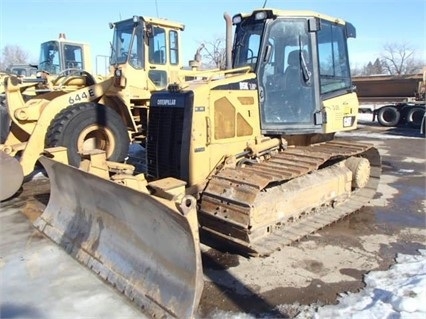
353;71;425;129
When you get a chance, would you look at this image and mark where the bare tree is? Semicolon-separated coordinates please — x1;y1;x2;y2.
200;37;226;70
0;45;30;70
359;58;385;76
380;42;423;75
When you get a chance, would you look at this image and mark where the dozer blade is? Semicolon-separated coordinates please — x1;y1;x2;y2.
0;150;24;201
34;156;203;319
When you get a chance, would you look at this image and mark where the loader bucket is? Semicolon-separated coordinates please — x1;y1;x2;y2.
34;156;203;318
0;151;24;201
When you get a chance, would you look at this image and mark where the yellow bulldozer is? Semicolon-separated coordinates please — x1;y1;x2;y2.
18;8;382;319
0;15;211;201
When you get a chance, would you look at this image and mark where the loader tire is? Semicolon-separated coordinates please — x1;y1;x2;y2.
406;107;424;129
46;102;130;167
377;106;400;127
0;98;10;144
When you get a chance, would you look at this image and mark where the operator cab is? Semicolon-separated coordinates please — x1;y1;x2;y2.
232;10;356;134
109;16;184;89
39;34;89;75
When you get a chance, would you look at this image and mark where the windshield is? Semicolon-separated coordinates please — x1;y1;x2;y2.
110;19;144;68
39;41;61;74
232;19;264;69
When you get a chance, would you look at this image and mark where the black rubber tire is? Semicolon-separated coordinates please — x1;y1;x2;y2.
406;107;425;129
46;102;130;167
377;106;400;127
421;115;426;137
0;97;10;144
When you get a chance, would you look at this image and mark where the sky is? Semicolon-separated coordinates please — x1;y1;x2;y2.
0;0;424;72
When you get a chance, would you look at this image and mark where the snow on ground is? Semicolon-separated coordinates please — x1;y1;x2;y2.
309;250;426;319
211;250;426;318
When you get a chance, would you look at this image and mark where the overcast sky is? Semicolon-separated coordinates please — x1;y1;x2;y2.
1;0;424;69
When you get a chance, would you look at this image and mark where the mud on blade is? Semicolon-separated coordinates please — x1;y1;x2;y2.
34;156;203;319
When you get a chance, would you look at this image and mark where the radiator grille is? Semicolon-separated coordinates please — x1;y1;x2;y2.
147;91;193;180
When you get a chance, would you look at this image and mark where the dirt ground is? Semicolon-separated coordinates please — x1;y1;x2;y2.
198;123;426;317
0;121;425;318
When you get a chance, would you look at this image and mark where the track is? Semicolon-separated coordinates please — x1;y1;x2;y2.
199;139;381;256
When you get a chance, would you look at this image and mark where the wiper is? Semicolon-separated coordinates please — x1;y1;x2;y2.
299;37;311;84
109;41;117;63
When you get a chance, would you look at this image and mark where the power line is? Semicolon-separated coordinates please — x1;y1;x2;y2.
155;0;159;17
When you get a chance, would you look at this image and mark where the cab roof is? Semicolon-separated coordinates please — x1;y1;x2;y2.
236;8;347;25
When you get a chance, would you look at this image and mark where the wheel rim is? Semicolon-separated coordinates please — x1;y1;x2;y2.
411;109;424;126
77;125;116;158
383;109;395;122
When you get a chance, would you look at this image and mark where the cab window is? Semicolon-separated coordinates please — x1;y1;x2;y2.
149;27;166;64
317;21;351;94
169;30;179;65
64;44;84;69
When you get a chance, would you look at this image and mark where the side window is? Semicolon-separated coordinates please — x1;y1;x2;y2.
317;21;351;94
169;30;179;65
149;27;166;65
64;44;84;70
247;34;260;64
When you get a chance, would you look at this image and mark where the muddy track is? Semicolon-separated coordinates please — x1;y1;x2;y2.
199;139;381;256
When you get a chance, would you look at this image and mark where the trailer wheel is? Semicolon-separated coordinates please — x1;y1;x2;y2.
377;106;400;127
421;113;426;137
46;102;130;167
406;107;425;129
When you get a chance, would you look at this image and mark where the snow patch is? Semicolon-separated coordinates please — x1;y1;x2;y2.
313;250;426;319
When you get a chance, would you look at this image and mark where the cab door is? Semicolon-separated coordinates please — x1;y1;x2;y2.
258;18;320;134
147;26;181;89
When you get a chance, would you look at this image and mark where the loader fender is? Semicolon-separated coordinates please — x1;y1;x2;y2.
34;155;203;318
14;77;114;176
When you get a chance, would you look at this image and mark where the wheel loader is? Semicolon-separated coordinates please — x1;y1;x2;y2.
0;33;93;101
33;8;381;319
0;33;93;145
0;15;212;201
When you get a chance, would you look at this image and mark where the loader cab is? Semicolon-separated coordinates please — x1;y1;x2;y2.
38;34;91;75
109;16;184;90
232;10;356;135
7;64;38;77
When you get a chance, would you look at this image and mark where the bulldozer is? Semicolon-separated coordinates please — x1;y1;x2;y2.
0;15;212;201
32;8;381;319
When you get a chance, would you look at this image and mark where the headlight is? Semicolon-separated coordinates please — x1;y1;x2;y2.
254;11;267;20
232;15;242;24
